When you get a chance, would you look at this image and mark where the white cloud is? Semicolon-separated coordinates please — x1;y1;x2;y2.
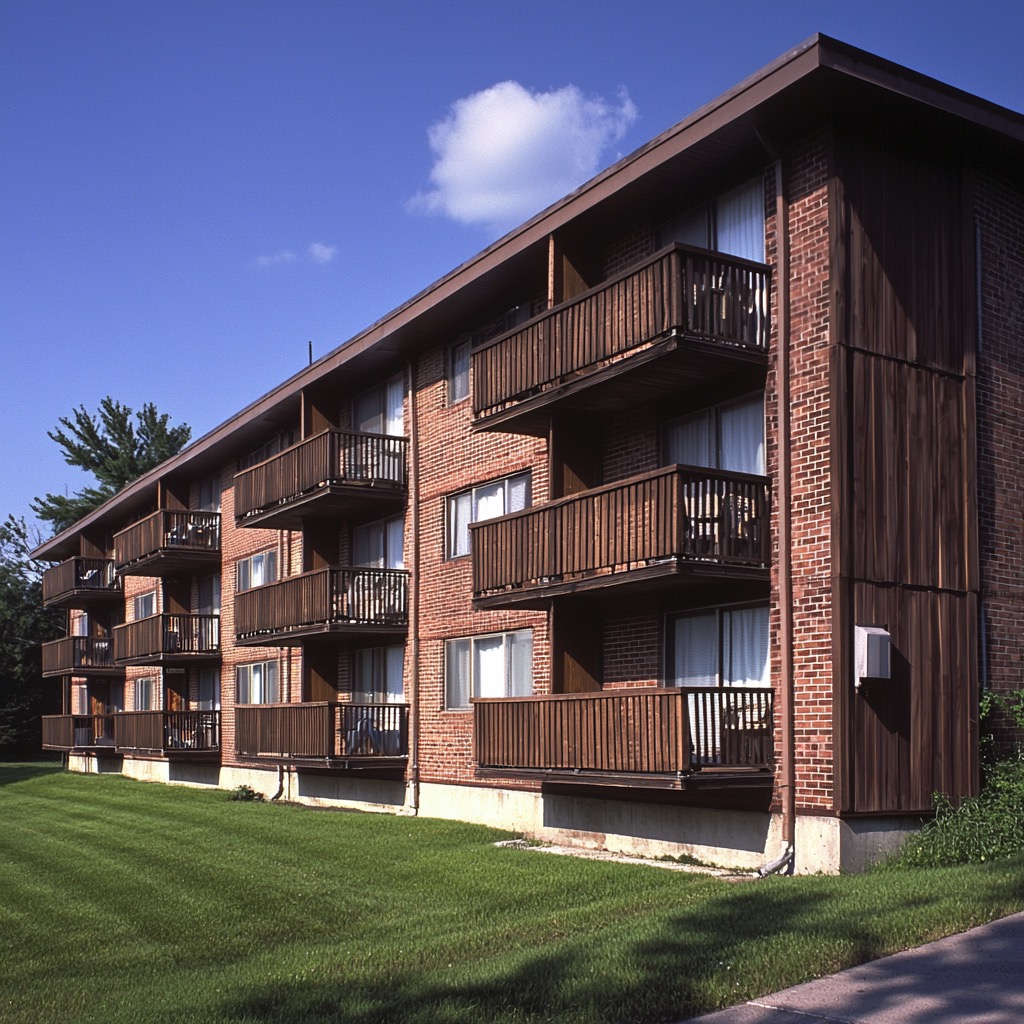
410;81;637;230
256;249;297;267
308;242;337;264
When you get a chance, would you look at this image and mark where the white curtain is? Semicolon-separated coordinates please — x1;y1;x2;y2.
665;411;713;468
473;635;505;698
386;517;405;569
719;397;764;475
445;639;470;709
723;607;769;687
474;481;505;521
385;377;404;436
716;179;764;263
506;473;529;513
384;646;404;702
449;493;472;557
672;612;719;687
507;630;533;696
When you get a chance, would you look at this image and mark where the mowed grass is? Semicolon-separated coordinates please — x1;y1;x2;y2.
3;763;1024;1024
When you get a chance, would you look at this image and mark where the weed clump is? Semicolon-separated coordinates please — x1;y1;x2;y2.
227;784;265;802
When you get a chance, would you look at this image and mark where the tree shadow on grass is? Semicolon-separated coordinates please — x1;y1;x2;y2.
0;759;64;786
203;866;1024;1024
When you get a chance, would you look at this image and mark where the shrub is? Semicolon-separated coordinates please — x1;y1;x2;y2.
227;784;265;802
888;756;1024;868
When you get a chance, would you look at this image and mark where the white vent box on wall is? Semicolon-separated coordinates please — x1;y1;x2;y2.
854;625;891;688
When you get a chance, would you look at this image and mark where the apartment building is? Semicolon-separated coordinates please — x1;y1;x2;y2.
34;35;1024;873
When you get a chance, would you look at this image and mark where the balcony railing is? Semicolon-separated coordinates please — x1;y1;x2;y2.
472;244;770;424
41;636;119;677
474;686;773;781
235;702;408;762
113;614;220;664
471;465;769;604
114;710;221;755
235;567;409;643
234;430;408;524
41;557;121;607
41;714;116;750
113;510;221;574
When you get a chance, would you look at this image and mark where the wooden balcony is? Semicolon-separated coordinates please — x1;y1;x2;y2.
234;430;408;529
471;244;770;433
41;636;121;678
41;557;121;609
42;714;116;751
114;510;221;576
113;614;220;666
235;567;409;646
113;710;221;757
471;465;770;608
235;702;408;768
474;686;773;789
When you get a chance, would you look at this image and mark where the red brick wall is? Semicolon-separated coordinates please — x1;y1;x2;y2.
975;169;1024;747
412;345;549;786
778;132;835;812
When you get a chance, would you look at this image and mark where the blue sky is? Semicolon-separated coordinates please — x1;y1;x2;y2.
3;0;1022;539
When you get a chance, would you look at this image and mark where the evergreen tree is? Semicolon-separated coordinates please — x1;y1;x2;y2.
0;516;64;756
32;399;191;533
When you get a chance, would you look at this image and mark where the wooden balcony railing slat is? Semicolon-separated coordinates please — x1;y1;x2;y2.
472;245;770;420
235;567;410;639
471;465;769;599
474;687;773;775
113;511;221;570
113;614;220;662
233;430;409;520
42;636;117;675
235;703;409;760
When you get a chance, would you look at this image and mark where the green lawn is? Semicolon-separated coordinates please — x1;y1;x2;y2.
3;763;1023;1024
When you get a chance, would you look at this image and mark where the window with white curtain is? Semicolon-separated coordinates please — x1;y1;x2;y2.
133;591;156;620
449;341;470;405
663;395;765;476
446;471;531;558
134;676;156;711
197;668;220;711
354;374;405;436
353;646;405;704
670;605;769;688
658;176;765;263
445;630;533;709
236;549;277;592
236;661;279;704
353;515;405;569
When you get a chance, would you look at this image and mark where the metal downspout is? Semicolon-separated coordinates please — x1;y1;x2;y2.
404;358;421;815
771;153;796;872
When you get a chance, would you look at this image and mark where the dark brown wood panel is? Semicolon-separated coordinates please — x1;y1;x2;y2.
850;583;977;813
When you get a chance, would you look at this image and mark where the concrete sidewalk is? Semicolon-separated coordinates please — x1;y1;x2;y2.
679;910;1024;1024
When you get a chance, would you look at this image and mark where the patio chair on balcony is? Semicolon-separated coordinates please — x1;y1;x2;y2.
345;708;385;755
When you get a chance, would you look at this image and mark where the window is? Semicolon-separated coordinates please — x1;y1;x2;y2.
353;515;404;569
236;549;277;592
669;605;769;688
198;575;221;615
353;646;404;704
134;676;156;711
445;630;533;710
238;429;297;471
133;591;156;620
197;668;220;711
664;395;765;476
658;176;765;263
446;471;531;558
354;374;404;436
236;661;279;704
198;475;221;512
448;341;470;405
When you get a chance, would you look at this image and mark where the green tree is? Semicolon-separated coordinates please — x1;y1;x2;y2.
32;399;192;533
0;516;64;756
